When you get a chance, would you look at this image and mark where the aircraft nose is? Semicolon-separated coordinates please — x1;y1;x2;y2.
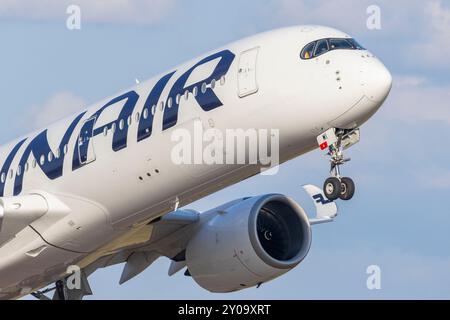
360;57;392;103
328;56;392;129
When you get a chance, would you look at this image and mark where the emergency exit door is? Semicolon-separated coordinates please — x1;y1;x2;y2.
237;47;259;97
78;117;97;165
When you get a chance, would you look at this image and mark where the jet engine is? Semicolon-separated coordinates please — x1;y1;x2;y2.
185;194;312;292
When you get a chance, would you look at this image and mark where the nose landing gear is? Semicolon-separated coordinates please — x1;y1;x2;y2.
324;176;355;201
338;177;355;200
317;128;359;201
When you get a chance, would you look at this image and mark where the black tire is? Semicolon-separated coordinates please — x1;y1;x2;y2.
323;177;341;201
339;177;355;201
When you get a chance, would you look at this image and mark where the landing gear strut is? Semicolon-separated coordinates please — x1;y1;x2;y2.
317;128;359;201
31;269;93;300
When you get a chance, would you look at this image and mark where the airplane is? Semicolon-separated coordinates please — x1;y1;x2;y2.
0;25;391;300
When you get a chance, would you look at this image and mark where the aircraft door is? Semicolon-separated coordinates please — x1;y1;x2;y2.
78;117;97;164
237;47;259;97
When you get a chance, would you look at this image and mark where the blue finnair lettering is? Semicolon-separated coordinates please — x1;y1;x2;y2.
0;50;235;195
312;194;333;205
138;71;176;142
0;139;27;197
72;91;139;171
162;49;235;130
14;112;86;195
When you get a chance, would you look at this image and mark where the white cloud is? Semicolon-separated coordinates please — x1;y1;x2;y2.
410;0;450;68
267;0;450;69
27;91;85;129
266;0;441;34
0;0;175;25
386;81;450;125
393;75;427;88
265;0;371;33
265;0;431;35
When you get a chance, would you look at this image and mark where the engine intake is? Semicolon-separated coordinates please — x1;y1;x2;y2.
250;195;309;269
186;194;311;292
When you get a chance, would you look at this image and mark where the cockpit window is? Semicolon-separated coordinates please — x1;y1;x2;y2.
329;38;353;50
347;38;365;50
300;38;365;60
301;42;315;59
314;39;329;57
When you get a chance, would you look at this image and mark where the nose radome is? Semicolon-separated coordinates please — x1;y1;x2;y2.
361;58;392;103
328;57;392;129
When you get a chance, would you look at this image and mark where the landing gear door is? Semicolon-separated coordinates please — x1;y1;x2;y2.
237;47;259;98
78;117;96;164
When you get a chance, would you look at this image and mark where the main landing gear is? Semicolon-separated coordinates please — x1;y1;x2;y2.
317;128;360;201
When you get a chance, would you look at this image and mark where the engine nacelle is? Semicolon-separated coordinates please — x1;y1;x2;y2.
186;194;312;292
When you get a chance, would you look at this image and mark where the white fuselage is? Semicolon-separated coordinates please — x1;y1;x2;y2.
0;25;391;299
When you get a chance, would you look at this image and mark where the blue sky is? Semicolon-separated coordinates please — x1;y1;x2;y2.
1;0;449;299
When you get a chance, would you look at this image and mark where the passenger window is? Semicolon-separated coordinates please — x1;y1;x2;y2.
17;165;22;176
111;123;116;133
40;155;45;166
220;75;226;86
201;82;207;94
48;152;53;162
119;119;125;130
160;101;164;111
184;90;189;100
301;42;315;59
314;39;329;57
329;39;353;50
32;158;37;168
25;162;29;172
135;112;140;123
1;172;5;183
151;105;156;115
176;94;181;104
63;145;68;155
127;116;132;126
143;108;149;119
210;79;216;89
8;169;13;179
103;126;108;136
192;86;198;97
167;97;173;108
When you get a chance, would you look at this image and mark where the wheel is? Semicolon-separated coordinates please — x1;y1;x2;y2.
339;177;355;201
323;177;341;200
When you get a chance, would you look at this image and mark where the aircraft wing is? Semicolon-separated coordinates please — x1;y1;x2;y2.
84;185;338;286
82;209;200;287
0;192;71;247
66;184;338;299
